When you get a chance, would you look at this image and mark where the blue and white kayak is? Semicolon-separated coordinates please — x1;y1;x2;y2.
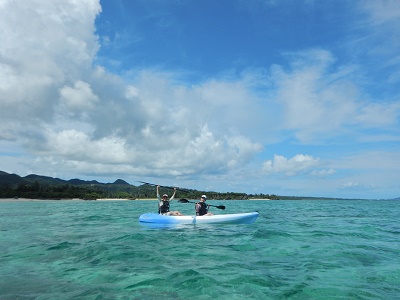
139;212;259;225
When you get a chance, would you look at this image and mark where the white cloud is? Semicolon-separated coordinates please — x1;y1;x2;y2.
125;85;139;99
311;169;336;176
270;50;358;142
355;101;400;127
362;0;400;25
340;182;376;191
0;1;265;179
354;0;400;85
262;154;320;176
269;49;400;143
44;129;128;163
335;151;400;171
59;80;99;111
0;0;102;136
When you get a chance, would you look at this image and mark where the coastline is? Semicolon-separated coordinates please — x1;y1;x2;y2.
0;198;85;202
96;198;157;201
0;198;159;202
0;198;272;202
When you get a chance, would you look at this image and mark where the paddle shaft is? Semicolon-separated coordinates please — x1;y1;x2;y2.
179;199;225;210
137;181;190;193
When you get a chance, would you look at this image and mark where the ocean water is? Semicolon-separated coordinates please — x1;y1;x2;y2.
0;199;399;300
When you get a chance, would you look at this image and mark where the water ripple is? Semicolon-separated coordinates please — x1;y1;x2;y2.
0;199;399;299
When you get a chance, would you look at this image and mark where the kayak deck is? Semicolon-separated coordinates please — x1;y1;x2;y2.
139;212;259;224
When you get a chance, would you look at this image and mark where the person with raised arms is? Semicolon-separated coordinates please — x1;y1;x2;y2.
195;195;214;216
157;185;184;216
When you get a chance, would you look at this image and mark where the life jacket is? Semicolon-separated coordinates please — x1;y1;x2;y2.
159;200;170;214
196;202;208;216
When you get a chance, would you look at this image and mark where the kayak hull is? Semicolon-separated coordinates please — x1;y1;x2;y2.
139;212;259;224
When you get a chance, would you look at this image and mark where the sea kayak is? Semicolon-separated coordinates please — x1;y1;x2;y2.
139;212;259;225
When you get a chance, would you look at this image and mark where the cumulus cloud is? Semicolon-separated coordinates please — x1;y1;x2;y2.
262;154;320;176
0;0;265;179
0;0;102;137
59;80;99;111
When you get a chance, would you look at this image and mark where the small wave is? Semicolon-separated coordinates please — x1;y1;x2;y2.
47;241;80;251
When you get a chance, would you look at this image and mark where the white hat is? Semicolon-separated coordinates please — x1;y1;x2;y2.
162;194;168;198
201;195;207;199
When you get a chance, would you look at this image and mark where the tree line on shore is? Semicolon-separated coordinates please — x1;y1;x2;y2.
0;180;281;200
1;171;353;200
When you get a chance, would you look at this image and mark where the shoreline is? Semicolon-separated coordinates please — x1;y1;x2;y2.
0;198;272;202
0;198;157;202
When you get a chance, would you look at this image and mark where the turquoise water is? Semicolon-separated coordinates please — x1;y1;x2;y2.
0;199;399;299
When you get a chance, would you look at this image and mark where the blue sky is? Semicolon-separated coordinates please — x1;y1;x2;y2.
1;0;399;199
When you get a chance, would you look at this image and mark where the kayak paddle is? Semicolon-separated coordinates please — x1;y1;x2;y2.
137;181;191;193
178;198;226;210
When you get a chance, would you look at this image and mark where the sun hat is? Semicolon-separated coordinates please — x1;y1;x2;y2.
162;194;168;198
201;195;207;199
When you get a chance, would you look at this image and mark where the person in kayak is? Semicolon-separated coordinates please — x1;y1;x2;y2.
157;185;184;216
195;195;213;216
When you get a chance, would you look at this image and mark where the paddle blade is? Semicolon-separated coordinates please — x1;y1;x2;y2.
215;205;226;210
178;199;190;203
137;181;151;185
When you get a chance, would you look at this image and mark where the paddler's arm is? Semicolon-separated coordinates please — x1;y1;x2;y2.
169;188;177;201
156;185;161;201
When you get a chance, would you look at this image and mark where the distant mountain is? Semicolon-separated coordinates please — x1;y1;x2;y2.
67;178;101;185
25;174;66;185
3;170;349;200
0;170;148;200
112;179;130;185
0;170;125;187
0;171;29;185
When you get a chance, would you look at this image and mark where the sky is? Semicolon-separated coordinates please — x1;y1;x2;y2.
1;0;399;199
